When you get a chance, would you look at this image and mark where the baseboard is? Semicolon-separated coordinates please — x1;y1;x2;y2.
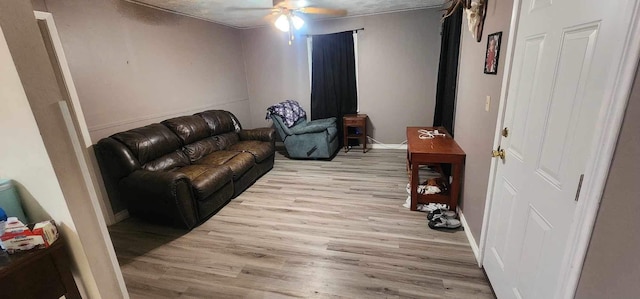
277;142;406;150
113;210;130;223
458;209;482;267
368;143;407;150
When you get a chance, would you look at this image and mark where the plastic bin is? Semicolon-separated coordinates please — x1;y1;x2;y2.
0;179;28;223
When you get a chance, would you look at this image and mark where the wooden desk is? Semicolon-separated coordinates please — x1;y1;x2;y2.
0;238;81;299
343;114;368;153
406;127;466;212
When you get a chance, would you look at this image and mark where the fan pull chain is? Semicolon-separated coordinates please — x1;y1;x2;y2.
288;15;294;45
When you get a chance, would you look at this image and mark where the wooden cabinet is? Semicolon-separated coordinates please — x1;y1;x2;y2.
343;114;368;153
0;238;80;299
406;127;466;211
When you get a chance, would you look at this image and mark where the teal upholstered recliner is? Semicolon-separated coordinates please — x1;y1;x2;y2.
270;114;340;159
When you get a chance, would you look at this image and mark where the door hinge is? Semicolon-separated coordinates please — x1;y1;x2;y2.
574;174;584;202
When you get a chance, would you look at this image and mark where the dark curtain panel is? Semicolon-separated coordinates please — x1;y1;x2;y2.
433;8;463;137
311;31;358;146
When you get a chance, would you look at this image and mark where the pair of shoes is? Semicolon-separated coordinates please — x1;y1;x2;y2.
428;217;461;229
427;208;460;229
427;208;456;221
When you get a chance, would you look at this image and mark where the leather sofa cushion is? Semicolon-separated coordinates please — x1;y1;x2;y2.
111;123;182;165
174;165;232;200
143;150;190;172
239;128;276;143
228;141;274;163
162;116;210;145
195;151;255;180
196;110;238;136
215;132;240;150
183;137;220;163
96;137;141;179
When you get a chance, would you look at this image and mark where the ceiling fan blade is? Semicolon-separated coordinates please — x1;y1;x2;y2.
274;0;309;9
226;7;276;12
298;7;347;16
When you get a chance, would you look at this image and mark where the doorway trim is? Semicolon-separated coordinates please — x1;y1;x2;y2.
33;11;116;225
34;11;128;297
477;0;523;268
477;1;640;298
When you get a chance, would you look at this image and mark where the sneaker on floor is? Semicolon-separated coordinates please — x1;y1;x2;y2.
427;209;457;220
428;217;461;230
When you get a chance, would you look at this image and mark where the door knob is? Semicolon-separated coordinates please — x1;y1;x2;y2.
492;146;506;160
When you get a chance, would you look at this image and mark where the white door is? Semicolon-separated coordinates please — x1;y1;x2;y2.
483;0;637;298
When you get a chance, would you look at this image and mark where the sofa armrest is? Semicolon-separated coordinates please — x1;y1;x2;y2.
239;128;276;143
120;170;198;229
290;122;334;135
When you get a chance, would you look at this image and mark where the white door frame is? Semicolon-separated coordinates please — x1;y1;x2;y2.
478;1;640;298
34;11;129;298
33;11;117;225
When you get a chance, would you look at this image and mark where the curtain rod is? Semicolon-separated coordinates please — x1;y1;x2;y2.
305;28;364;37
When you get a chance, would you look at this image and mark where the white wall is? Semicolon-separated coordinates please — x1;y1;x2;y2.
242;9;443;143
0;24;98;298
35;0;251;142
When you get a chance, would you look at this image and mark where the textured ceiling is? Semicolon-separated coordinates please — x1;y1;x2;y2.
126;0;447;28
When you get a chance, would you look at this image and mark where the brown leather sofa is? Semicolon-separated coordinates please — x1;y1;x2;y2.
95;110;275;229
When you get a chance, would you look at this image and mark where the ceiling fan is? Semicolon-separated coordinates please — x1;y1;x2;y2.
231;0;347;44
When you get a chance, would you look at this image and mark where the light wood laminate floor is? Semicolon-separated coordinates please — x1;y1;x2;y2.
109;149;494;298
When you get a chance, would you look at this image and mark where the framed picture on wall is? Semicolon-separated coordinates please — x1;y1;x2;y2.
484;32;502;75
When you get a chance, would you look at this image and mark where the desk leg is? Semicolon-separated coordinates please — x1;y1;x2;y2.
343;125;348;153
410;160;419;211
450;162;462;212
362;125;367;153
406;150;410;173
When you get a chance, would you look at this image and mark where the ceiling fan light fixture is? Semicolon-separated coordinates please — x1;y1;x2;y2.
275;14;290;32
291;14;304;30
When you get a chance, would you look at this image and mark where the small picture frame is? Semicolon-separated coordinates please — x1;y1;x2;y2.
484;32;502;75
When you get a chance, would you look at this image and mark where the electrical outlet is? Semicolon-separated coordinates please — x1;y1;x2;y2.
485;96;491;112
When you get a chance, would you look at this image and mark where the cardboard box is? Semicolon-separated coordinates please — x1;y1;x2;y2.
0;219;58;254
2;234;45;253
31;220;58;247
3;217;27;234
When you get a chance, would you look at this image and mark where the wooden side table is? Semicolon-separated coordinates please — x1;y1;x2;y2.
406;127;466;212
343;114;368;153
0;238;81;299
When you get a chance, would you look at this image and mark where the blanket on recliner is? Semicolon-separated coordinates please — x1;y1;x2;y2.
266;100;306;128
